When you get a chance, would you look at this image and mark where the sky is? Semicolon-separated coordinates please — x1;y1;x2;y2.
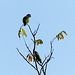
0;0;75;75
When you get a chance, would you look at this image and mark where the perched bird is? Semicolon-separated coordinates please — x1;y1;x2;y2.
23;14;31;26
34;51;42;63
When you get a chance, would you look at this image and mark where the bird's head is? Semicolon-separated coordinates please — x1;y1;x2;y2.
27;14;31;17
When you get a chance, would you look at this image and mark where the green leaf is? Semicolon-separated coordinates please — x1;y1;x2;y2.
62;31;67;35
29;56;32;63
18;29;21;38
56;31;67;41
37;39;43;44
21;28;27;37
32;55;35;62
59;33;64;39
26;54;32;63
36;39;43;46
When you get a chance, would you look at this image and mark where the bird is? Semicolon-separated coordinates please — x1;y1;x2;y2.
23;14;31;26
34;51;42;63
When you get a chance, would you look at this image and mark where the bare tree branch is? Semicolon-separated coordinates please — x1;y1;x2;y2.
42;67;46;75
16;48;40;75
27;24;40;74
26;24;54;75
20;24;24;29
34;24;40;36
16;48;36;70
27;24;34;36
51;36;57;43
33;36;39;71
22;35;33;56
43;41;53;67
40;69;42;75
42;54;50;64
17;21;59;75
45;63;47;74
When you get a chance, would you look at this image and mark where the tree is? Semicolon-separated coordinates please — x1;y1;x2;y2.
16;14;67;75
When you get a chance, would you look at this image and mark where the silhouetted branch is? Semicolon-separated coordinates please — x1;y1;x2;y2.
16;48;40;75
22;35;33;56
45;63;47;74
16;48;36;70
17;20;60;75
42;54;50;64
27;24;34;36
34;24;40;36
33;36;39;71
27;24;40;74
39;40;54;75
26;24;55;75
20;24;24;29
51;36;57;43
43;41;53;67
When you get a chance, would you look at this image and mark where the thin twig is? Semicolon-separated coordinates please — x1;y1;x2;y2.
17;48;40;75
27;24;40;73
33;36;38;70
40;69;42;75
16;48;36;70
42;36;56;68
22;35;33;56
42;54;50;64
43;52;52;67
34;24;40;36
51;36;56;43
27;24;34;36
41;66;46;75
45;63;47;74
27;24;39;73
20;24;24;29
37;61;42;66
42;41;53;68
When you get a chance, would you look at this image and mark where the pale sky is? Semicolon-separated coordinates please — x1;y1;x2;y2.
0;0;75;75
